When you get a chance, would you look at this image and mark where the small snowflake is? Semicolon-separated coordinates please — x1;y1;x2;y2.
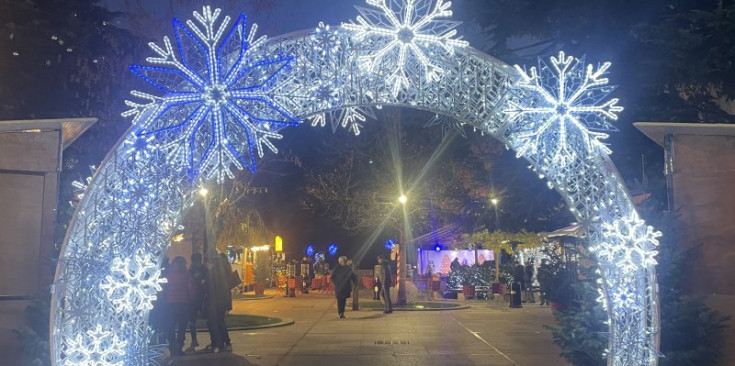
123;6;299;183
64;324;127;366
424;113;467;139
100;249;166;313
594;213;661;273
611;285;638;311
304;22;375;135
505;51;623;167
343;0;468;95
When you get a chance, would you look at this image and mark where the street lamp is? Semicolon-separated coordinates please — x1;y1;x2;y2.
198;187;209;198
398;194;407;204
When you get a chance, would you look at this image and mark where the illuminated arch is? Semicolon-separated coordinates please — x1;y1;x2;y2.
51;2;660;365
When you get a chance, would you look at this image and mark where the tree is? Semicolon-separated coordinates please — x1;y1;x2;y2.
300;108;504;239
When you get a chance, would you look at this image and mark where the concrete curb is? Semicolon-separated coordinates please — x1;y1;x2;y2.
195;318;294;332
232;295;274;301
228;318;294;330
360;302;470;311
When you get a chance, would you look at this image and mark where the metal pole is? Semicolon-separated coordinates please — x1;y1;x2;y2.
396;228;407;306
352;260;359;310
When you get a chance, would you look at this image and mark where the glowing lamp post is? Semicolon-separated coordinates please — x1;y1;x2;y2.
198;186;211;256
491;197;501;283
396;193;408;306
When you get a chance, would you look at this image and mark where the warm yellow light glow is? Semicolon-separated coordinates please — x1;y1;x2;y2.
172;233;185;242
275;236;283;252
398;194;407;204
198;187;209;197
251;245;270;252
490;198;499;206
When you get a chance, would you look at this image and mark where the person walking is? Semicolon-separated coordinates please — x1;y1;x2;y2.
204;253;233;353
164;256;195;357
331;256;356;318
186;252;207;352
537;259;551;306
524;262;535;303
376;256;393;314
510;260;524;308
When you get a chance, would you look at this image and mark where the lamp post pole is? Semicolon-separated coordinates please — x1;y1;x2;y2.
396;194;408;306
198;187;210;256
491;198;501;283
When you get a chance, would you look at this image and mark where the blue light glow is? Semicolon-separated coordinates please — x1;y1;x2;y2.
384;239;396;250
305;244;315;257
327;243;338;256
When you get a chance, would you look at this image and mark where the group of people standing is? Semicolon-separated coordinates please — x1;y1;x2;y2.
151;252;234;356
330;255;393;318
511;261;536;308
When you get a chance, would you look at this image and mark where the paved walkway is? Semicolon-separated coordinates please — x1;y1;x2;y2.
166;290;570;366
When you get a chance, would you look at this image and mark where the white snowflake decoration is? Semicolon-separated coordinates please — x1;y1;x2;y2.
505;51;624;167
343;0;469;95
64;324;128;366
610;282;639;311
100;249;166;313
306;22;375;135
123;6;299;183
594;212;662;274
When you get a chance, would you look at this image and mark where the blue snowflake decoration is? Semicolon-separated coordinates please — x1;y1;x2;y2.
384;239;396;250
123;6;299;182
327;243;338;256
305;244;315;257
504;51;623;167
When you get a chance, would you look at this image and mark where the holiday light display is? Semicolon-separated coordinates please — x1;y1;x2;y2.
342;0;469;95
63;324;127;366
122;6;299;182
51;2;660;365
504;51;624;167
100;249;166;313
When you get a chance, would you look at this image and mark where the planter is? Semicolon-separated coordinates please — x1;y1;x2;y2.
549;301;565;312
253;282;265;295
462;284;475;299
362;276;374;290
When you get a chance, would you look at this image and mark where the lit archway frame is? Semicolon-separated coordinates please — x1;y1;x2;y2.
51;2;661;366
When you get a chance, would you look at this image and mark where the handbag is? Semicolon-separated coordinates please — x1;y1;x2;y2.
229;270;242;289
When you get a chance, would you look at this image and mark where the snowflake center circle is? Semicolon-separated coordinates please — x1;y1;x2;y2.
204;84;230;107
315;85;335;101
397;27;414;43
556;102;570;115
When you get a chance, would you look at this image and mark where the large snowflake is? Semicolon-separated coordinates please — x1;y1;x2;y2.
504;51;624;167
123;6;299;183
100;249;166;313
64;324;128;366
343;0;468;95
594;212;662;274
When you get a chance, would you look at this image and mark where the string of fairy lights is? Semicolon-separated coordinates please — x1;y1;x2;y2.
51;1;661;365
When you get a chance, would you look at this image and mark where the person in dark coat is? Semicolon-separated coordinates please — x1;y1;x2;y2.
524;262;535;303
186;252;207;351
164;256;195;356
510;261;525;308
204;253;233;352
376;256;393;314
331;256;356;318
